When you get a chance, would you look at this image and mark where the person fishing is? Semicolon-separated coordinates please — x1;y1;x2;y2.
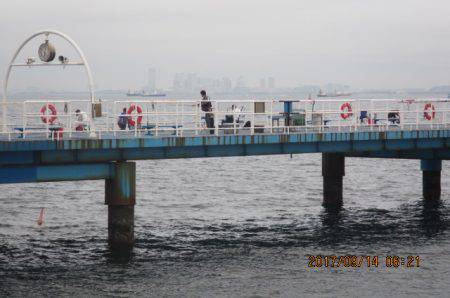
200;90;214;134
74;109;87;131
117;107;128;130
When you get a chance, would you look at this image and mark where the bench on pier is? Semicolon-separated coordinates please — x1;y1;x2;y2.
360;111;400;125
305;119;332;126
14;126;64;139
140;124;183;136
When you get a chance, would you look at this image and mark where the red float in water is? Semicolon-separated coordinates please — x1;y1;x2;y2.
37;207;44;226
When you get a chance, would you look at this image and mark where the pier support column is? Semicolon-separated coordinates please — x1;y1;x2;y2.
105;162;136;250
421;159;441;202
322;153;345;209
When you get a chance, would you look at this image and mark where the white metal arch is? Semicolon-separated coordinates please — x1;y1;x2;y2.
2;29;95;132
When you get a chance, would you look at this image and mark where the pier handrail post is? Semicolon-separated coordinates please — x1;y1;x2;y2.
252;100;255;135
214;100;219;136
416;102;419;130
21;101;26;139
113;101;117;138
175;101;179;136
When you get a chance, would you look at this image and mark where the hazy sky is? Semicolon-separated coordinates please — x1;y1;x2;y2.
1;0;450;91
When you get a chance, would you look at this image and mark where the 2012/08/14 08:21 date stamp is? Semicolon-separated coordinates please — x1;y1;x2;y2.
307;255;421;268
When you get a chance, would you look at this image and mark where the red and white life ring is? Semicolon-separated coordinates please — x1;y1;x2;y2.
40;104;58;124
340;102;353;119
127;104;143;126
423;103;436;121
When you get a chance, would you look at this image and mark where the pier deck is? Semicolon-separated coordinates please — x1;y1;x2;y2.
0;98;448;249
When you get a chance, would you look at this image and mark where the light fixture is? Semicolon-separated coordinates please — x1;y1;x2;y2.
58;55;68;64
26;57;36;65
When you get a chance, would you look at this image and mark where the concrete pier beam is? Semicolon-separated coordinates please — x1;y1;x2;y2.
105;162;136;249
421;159;442;202
322;153;345;209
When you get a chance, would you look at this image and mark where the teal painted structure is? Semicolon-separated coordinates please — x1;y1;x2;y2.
0;130;449;178
421;159;442;202
105;162;135;249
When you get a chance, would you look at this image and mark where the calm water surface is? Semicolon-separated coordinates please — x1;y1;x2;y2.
0;154;449;297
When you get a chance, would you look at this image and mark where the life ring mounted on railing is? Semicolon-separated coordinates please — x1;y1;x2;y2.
127;104;143;127
423;103;436;121
40;103;58;124
340;102;353;119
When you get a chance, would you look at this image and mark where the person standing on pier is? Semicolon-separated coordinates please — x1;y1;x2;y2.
200;90;214;134
118;108;128;130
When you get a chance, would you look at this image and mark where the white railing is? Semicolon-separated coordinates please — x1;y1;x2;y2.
0;98;449;140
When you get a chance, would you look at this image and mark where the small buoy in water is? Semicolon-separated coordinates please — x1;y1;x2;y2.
37;208;45;226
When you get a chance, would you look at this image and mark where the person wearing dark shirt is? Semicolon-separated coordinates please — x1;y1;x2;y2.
200;90;214;134
118;108;128;130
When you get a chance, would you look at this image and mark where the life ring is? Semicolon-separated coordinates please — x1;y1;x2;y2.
127;104;143;126
40;104;57;124
423;103;436;121
340;102;353;119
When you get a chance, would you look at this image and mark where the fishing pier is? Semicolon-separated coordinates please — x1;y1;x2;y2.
0;30;448;249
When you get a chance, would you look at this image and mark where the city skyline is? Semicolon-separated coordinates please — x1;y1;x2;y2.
10;64;450;94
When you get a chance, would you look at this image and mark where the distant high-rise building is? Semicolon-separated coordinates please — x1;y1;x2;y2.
173;73;185;92
147;68;156;93
267;77;275;89
236;76;246;88
221;77;232;93
212;79;221;92
198;77;214;91
259;78;266;89
186;73;197;92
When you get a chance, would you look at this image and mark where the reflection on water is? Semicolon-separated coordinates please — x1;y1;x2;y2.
420;200;446;237
317;201;449;248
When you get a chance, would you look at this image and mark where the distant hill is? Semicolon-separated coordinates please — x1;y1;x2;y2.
429;85;450;93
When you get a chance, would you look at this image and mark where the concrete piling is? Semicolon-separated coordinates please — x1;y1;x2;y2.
421;159;442;202
322;153;345;208
105;162;136;249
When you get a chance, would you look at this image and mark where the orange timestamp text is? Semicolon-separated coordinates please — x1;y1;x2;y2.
307;255;421;268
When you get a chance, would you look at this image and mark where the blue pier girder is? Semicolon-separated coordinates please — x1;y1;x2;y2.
0;130;448;176
0;163;113;184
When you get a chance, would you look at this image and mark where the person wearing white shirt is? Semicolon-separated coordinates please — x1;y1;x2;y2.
75;109;87;131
